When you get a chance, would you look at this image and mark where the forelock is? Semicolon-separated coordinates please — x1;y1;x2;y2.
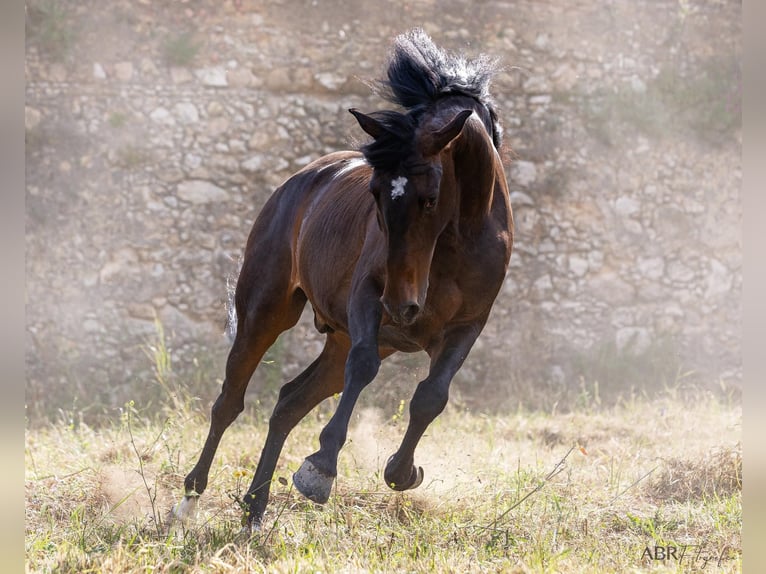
358;111;417;171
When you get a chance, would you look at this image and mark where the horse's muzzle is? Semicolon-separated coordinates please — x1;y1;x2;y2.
383;299;421;325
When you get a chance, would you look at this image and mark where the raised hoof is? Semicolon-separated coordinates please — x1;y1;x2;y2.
387;464;424;491
293;459;335;504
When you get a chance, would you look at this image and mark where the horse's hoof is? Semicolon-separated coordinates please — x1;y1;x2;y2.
386;462;424;491
411;465;424;489
170;493;199;523
237;519;261;539
239;510;263;536
293;459;335;504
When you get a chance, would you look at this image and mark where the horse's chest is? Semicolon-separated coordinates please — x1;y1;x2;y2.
378;281;463;351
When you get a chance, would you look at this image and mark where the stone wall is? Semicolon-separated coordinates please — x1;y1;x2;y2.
25;0;741;421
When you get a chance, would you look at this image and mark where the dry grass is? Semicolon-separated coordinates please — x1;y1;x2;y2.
649;445;742;504
25;389;741;573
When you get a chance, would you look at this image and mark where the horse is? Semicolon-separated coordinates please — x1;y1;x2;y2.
174;28;514;532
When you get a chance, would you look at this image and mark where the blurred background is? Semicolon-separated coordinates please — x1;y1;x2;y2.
25;0;741;425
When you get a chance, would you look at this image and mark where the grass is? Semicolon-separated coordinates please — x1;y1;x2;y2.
24;321;741;572
162;31;202;68
570;333;688;408
26;0;76;61
25;386;741;572
108;112;129;129
112;144;153;170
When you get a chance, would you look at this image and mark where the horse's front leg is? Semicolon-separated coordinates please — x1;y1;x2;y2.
292;282;384;504
384;322;483;491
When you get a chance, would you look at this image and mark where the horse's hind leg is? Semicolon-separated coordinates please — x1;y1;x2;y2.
242;333;349;529
175;264;306;520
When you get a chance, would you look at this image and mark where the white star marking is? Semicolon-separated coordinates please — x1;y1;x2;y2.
391;176;408;200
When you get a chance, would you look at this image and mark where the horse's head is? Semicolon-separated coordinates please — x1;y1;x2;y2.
350;107;473;325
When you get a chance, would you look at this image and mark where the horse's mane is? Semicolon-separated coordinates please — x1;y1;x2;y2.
381;29;500;124
360;29;503;170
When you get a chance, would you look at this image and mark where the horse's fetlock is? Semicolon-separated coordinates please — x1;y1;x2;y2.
184;475;207;496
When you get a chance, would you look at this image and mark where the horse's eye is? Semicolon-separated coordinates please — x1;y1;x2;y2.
423;196;437;210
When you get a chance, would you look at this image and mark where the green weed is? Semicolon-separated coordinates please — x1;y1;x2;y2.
26;0;76;60
108;111;129;129
113;144;152;169
162;31;202;68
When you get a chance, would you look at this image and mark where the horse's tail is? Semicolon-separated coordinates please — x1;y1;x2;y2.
224;258;241;344
379;28;503;149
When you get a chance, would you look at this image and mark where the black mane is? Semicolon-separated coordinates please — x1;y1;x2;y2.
382;29;499;117
360;29;503;170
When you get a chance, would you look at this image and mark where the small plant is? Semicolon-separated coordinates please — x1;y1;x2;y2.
113;144;151;169
162;31;202;68
143;316;199;422
122;400;165;536
108;111;128;129
26;1;76;60
656;54;742;142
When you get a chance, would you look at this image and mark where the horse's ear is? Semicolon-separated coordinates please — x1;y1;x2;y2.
428;109;473;154
349;108;386;139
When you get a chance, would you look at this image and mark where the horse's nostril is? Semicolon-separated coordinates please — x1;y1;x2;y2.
400;302;420;323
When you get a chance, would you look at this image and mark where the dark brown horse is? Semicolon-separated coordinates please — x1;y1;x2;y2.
174;29;513;531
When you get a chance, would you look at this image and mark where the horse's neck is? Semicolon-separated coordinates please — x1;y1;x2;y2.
451;119;498;231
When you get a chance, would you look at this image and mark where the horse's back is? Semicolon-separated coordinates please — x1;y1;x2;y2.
245;151;369;248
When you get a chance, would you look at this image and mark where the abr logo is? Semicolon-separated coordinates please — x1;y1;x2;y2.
641;545;681;561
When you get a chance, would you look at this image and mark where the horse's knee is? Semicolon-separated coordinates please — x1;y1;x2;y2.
346;343;380;385
211;392;244;427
